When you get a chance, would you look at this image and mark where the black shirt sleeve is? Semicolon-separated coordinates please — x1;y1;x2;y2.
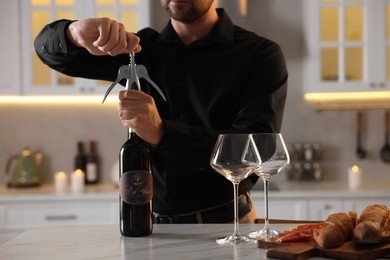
34;19;128;82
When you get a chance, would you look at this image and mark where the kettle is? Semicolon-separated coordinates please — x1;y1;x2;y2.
5;147;42;187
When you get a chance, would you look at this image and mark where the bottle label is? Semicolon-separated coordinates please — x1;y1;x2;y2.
86;162;97;181
119;170;153;205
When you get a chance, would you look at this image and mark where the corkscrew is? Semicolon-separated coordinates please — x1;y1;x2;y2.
102;52;166;103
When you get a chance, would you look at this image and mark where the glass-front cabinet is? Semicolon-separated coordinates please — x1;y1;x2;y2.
303;0;390;95
0;1;20;95
0;0;150;95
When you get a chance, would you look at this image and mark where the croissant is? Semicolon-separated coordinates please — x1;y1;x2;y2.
353;204;390;244
313;211;357;248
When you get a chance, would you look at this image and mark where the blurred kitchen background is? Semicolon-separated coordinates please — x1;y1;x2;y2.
1;0;389;186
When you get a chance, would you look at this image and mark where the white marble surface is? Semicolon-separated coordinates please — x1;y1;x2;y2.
252;180;390;198
0;230;21;246
0;184;118;201
0;224;302;260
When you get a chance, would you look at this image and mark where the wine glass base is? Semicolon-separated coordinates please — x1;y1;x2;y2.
216;235;256;245
248;229;279;241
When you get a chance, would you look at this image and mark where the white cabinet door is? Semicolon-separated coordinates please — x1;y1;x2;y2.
253;196;308;220
9;0;151;95
0;0;20;94
344;198;390;213
4;200;118;229
0;205;5;229
303;0;390;93
308;199;343;221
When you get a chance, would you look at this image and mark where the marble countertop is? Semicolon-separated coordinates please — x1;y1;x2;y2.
251;180;390;198
0;184;118;201
0;224;309;260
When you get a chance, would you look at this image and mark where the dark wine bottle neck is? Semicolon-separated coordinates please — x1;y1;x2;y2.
127;128;146;145
127;128;135;139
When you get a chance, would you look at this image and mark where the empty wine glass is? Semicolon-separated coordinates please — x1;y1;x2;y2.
248;133;290;241
210;133;261;245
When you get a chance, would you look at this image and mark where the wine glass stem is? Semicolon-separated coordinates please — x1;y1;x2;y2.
263;176;270;230
232;182;241;238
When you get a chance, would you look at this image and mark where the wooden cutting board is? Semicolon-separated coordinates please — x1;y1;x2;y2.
257;240;390;260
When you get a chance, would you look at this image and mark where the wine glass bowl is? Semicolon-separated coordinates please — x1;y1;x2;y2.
210;133;261;245
248;133;290;241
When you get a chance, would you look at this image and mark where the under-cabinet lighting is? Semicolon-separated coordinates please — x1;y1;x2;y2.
304;91;390;110
304;91;390;102
0;95;118;105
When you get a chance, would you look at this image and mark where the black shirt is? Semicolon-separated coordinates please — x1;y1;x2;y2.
35;9;288;217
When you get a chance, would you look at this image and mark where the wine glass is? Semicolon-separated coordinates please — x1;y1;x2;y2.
210;133;261;245
248;133;290;241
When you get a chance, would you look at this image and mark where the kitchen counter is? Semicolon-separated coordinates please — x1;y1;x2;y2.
252;180;390;198
1;182;389;229
0;224;313;260
2;224;390;260
1;180;390;200
0;183;118;201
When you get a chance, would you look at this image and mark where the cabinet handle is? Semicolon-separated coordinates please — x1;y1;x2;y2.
45;215;77;221
324;204;332;210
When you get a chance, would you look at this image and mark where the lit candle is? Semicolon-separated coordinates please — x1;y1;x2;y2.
54;171;68;193
348;165;362;190
71;169;85;193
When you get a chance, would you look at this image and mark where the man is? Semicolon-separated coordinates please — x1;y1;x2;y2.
34;0;288;223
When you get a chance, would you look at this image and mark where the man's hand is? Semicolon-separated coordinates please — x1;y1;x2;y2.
67;17;141;56
118;90;165;145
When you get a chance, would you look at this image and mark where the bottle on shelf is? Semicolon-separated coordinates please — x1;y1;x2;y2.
74;141;87;173
85;140;99;185
119;128;153;237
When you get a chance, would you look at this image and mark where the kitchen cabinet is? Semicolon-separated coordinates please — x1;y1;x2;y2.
251;185;390;221
308;199;343;220
344;198;390;213
0;206;5;228
0;1;20;94
253;198;308;220
303;0;390;94
0;184;119;230
2;199;118;229
0;0;150;96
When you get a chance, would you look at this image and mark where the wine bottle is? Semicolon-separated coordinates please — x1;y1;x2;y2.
119;128;153;237
85;140;99;184
74;141;87;173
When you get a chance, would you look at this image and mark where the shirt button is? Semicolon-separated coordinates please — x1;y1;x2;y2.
58;42;63;48
41;45;46;51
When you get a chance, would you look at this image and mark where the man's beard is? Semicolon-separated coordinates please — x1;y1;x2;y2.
162;0;214;24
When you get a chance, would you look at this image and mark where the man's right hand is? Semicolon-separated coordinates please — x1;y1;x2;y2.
66;17;141;56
